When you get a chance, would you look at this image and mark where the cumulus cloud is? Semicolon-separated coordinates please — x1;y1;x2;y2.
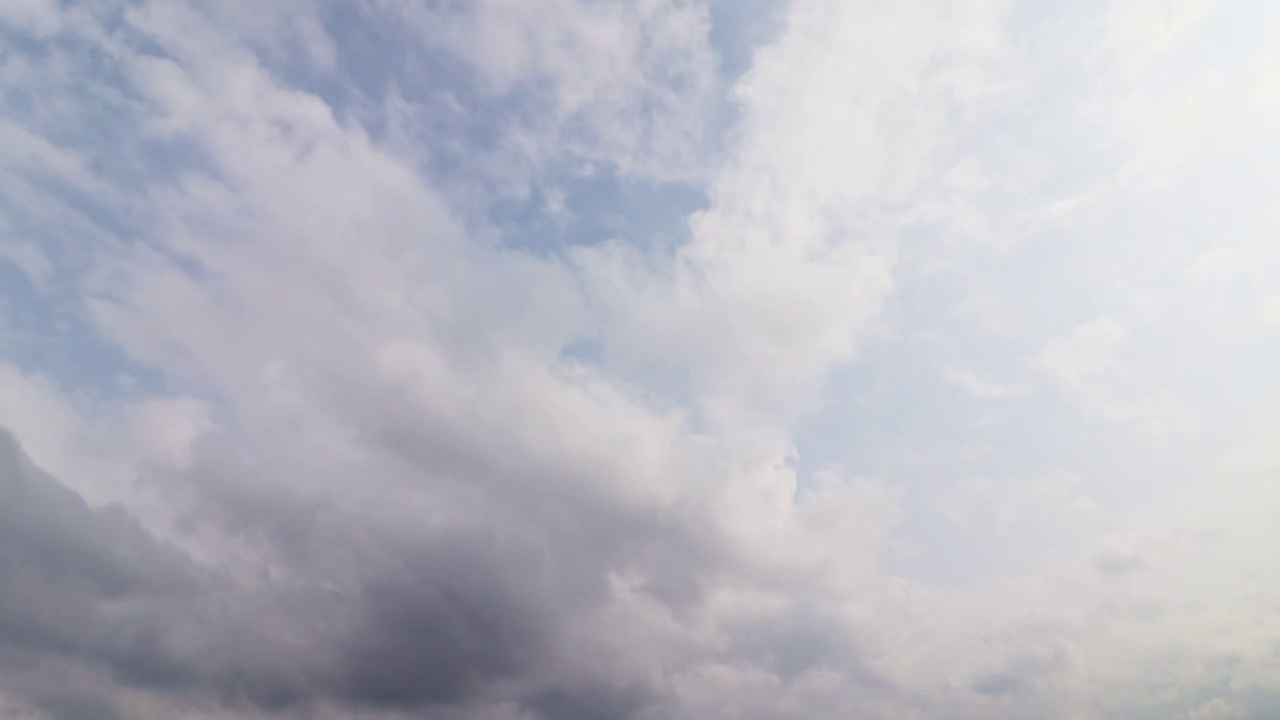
2;0;1280;718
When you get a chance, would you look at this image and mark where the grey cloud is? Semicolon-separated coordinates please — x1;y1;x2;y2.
526;683;653;720
969;672;1026;698
1092;550;1147;576
326;545;553;709
0;430;202;688
732;606;853;683
0;427;681;718
0;432;451;712
1;12;727;715
168;428;710;712
35;692;121;720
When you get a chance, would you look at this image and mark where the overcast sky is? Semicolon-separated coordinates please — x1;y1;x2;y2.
1;0;1279;718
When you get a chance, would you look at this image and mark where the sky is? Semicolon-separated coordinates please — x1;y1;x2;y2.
1;0;1279;718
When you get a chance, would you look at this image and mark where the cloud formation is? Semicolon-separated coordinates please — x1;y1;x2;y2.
2;0;1280;718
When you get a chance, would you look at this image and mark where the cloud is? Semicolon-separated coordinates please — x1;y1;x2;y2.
2;0;1280;718
944;367;1023;399
1038;315;1188;438
0;424;655;716
365;0;719;195
0;0;62;37
0;429;201;699
35;693;122;720
1260;294;1280;329
1039;315;1127;394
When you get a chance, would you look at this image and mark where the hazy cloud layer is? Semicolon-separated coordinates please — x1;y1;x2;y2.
2;0;1280;718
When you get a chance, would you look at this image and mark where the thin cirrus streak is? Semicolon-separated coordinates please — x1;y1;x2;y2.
0;0;1278;718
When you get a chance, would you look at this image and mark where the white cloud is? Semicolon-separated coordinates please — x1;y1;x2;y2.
577;0;1011;425
1037;316;1189;439
945;367;1023;399
1260;294;1280;328
0;0;61;37
1189;698;1236;720
0;362;83;474
0;239;51;288
380;0;719;189
1106;0;1214;80
1039;315;1127;394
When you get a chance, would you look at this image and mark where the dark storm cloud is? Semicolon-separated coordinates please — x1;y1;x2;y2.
527;683;654;720
35;692;122;720
0;427;666;718
0;430;203;687
326;541;554;708
169;428;694;714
